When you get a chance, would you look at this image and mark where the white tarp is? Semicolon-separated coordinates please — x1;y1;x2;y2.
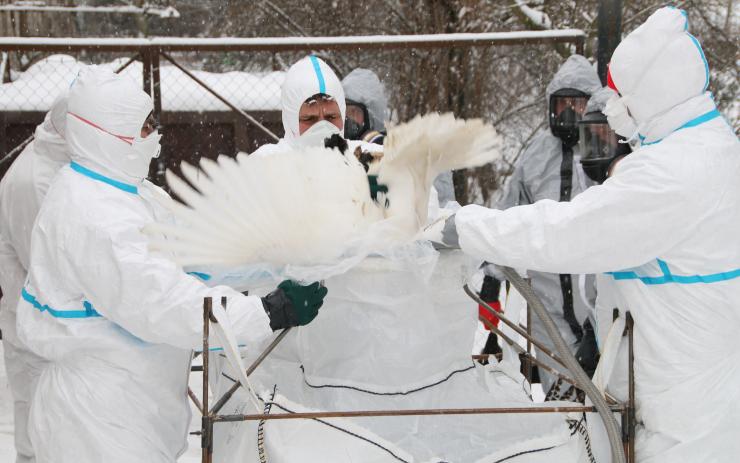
208;249;595;462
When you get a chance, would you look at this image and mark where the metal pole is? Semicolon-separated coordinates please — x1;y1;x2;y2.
597;0;624;84
188;387;203;415
575;35;585;55
152;52;162;122
142;50;152;96
201;297;212;463
627;311;636;463
526;293;534;384
465;285;568;369
210;327;292;415
159;51;280;142
213;404;613;423
479;316;578;387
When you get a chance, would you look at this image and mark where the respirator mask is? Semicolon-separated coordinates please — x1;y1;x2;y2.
295;120;343;148
344;99;370;140
549;88;589;147
578;111;631;183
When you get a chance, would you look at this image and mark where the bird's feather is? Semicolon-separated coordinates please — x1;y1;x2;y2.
146;113;502;268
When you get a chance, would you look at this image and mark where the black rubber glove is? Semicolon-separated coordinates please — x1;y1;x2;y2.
261;281;327;331
324;133;349;154
367;175;389;202
575;319;600;378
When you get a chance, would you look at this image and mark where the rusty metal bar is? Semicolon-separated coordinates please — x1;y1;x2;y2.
160;52;279;142
0;133;32;167
201;297;212;463
465;284;567;369
188;387;203;415
575;34;586;55
114;54;139;73
0;31;587;53
210;327;292;415
152;52;162;122
212;404;605;423
627;311;636;463
142;50;152;96
479;316;578;387
526;291;534;384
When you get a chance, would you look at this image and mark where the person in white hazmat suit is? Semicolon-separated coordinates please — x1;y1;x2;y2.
0;95;70;463
252;55;350;156
14;66;327;463
251;56;394;204
203;59;592;463
448;7;740;462
493;54;601;398
341;67;456;207
341;67;388;144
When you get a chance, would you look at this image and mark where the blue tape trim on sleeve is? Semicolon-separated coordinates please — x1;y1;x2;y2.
187;271;212;281
70;161;139;195
308;55;326;94
22;287;102;319
607;259;740;285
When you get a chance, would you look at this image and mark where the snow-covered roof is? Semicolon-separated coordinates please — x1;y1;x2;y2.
0;55;284;112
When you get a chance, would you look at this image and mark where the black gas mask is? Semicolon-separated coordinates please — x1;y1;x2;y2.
549;88;589;147
578;111;632;183
344;99;371;140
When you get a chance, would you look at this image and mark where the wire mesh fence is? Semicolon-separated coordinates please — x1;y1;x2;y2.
1;33;586;201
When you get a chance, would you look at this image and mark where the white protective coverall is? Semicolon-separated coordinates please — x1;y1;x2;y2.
15;66;273;463
0;96;69;463
456;7;740;462
495;54;601;394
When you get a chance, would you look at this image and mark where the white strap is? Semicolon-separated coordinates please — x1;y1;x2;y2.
591;314;626;394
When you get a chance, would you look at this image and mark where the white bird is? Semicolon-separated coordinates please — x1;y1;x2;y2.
146;113;502;268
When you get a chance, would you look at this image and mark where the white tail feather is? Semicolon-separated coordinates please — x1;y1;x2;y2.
380;113;502;236
147;113;502;268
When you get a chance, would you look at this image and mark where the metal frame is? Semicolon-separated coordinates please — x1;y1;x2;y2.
194;295;636;462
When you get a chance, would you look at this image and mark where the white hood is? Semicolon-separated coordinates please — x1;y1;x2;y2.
545;54;602;101
342;68;389;132
280;56;345;141
608;7;712;137
65;65;154;183
33;92;69;165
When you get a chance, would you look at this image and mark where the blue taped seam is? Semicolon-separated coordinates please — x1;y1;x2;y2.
308;55;326;94
639;109;721;146
187;271;212;281
607;259;740;285
687;33;710;91
22;287;102;319
70;161;138;195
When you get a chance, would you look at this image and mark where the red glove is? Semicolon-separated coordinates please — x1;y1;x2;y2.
479;301;502;330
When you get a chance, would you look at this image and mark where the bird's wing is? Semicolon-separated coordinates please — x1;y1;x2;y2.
378;113;502;236
145;146;381;267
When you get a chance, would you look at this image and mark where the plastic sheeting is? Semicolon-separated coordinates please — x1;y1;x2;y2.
208;250;594;462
